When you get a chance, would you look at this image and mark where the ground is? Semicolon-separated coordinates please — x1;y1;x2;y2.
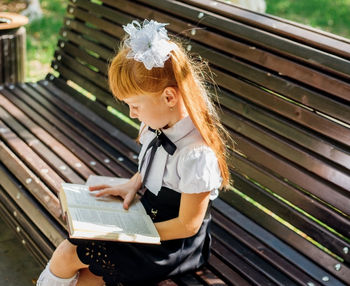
0;216;42;285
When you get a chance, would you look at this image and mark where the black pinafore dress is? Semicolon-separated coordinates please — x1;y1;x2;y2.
68;129;213;285
68;187;212;285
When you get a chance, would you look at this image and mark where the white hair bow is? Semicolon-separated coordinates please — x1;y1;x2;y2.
123;19;177;70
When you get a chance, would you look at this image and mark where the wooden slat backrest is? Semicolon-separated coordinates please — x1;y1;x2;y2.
49;0;350;284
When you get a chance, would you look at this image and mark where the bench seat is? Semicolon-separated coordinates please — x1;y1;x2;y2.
1;0;350;285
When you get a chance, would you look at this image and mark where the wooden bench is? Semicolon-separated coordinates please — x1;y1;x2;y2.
1;0;349;285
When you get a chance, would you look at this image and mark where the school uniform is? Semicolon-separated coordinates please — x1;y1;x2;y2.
68;115;222;285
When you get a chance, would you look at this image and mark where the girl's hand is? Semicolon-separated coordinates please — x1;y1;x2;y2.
89;183;138;210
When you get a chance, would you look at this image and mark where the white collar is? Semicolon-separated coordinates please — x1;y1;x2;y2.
141;115;196;196
161;115;194;144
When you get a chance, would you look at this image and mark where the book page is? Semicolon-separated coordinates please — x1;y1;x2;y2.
61;183;146;214
86;175;129;187
69;207;159;244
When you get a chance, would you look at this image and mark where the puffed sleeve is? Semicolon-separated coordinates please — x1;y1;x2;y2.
178;145;222;194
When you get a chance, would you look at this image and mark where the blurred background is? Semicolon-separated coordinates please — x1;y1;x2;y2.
1;0;350;82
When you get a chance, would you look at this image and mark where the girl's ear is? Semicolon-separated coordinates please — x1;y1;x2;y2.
162;87;179;107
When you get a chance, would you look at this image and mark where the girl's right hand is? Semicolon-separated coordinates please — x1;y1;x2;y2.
89;183;138;210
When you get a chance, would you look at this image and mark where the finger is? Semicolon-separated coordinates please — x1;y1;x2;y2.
95;188;121;198
123;193;135;210
89;184;111;191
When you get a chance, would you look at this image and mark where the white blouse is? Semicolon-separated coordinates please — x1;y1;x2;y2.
138;116;222;200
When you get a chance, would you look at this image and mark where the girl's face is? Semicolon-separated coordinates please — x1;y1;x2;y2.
123;92;172;129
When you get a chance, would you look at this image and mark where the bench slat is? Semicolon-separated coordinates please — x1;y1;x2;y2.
182;0;350;60
26;83;133;177
0;92;85;184
39;79;139;153
223;107;350;195
190;41;350;126
33;83;137;173
206;255;253;286
218;189;350;284
214;199;349;286
212;210;322;286
136;0;350;81
0;185;53;265
0;117;64;194
230;152;350;238
227;126;349;216
0;161;65;247
218;90;350;170
230;170;350;264
215;70;350;147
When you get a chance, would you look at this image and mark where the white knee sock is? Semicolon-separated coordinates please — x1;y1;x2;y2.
36;261;79;286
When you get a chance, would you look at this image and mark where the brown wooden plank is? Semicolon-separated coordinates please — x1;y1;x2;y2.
195;267;230;286
0;119;64;194
135;0;350;81
0;195;49;266
36;82;138;169
229;169;350;262
181;0;350;60
0;92;85;184
227;130;350;216
6;84;129;178
48;75;139;140
220;182;350;284
212;209;322;286
63;16;119;48
52;60;131;119
39;78;140;154
231;152;350;238
207;255;253;286
213;199;348;286
55;50;108;91
56;43;108;75
68;2;125;39
216;90;350;171
210;238;280;286
0;157;65;247
192;43;350;126
2;85;112;178
215;70;350;147
222;109;350;193
60;26;113;60
0;185;54;262
0;142;62;221
24;83;134;177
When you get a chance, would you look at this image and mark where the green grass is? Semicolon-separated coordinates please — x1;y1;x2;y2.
25;0;67;82
265;0;350;39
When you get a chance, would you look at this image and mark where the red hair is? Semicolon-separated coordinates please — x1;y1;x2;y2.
108;38;232;189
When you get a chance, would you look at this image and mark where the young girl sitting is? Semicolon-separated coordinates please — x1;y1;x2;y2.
37;19;231;286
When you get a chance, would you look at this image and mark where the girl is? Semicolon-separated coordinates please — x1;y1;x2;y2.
37;19;231;286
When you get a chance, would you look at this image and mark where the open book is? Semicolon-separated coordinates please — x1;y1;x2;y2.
59;176;160;244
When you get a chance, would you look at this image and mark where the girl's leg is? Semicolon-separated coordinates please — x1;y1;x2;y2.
50;239;88;278
76;268;105;286
37;239;88;286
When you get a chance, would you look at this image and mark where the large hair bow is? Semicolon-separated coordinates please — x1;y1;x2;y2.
123;19;177;70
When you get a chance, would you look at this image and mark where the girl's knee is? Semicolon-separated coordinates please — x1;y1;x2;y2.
52;239;82;266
